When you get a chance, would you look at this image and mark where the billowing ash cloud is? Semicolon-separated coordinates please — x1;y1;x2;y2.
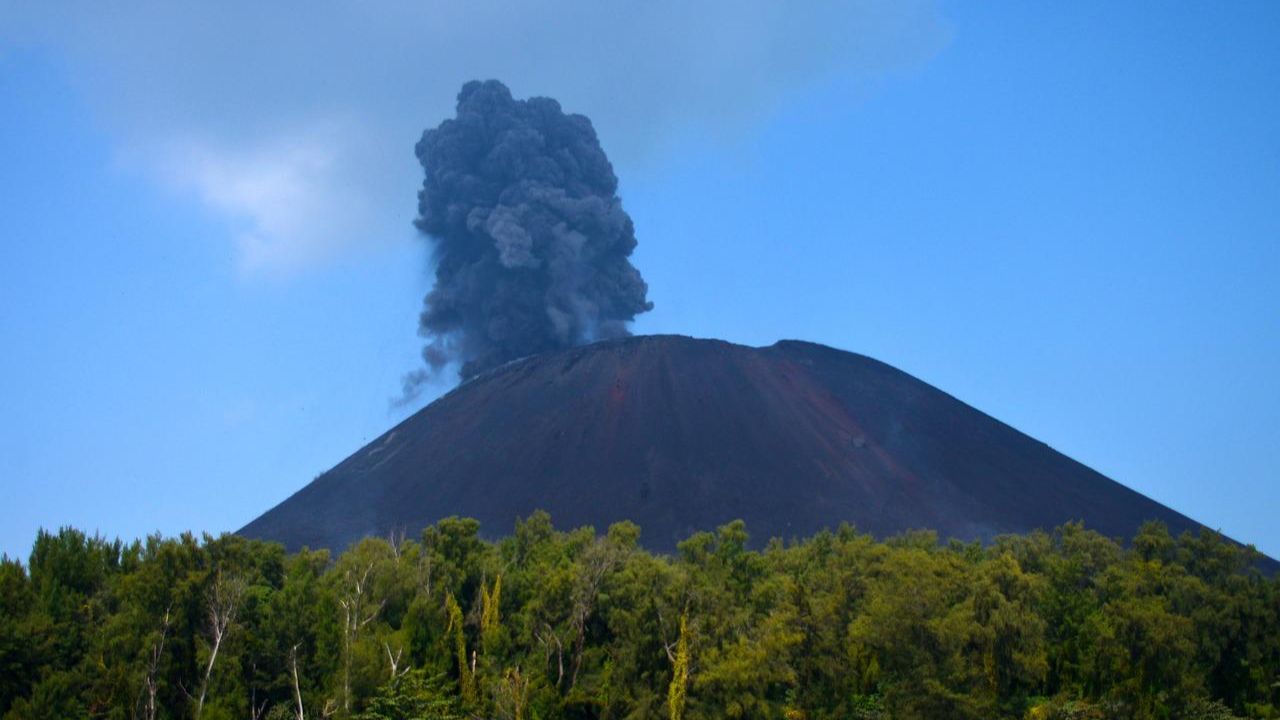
407;80;653;384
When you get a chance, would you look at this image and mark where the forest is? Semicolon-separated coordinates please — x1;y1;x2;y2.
1;514;1276;720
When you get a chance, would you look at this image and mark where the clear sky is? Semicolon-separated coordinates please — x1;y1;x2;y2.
1;2;1277;560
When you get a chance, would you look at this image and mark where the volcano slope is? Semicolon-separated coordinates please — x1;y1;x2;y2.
240;335;1254;557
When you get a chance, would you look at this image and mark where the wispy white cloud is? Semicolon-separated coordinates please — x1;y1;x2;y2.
3;1;950;275
149;121;382;274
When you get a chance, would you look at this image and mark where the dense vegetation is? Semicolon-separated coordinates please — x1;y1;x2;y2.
1;515;1276;719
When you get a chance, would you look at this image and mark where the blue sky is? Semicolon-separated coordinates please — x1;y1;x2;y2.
1;2;1277;560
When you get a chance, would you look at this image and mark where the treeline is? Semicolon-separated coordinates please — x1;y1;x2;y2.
1;515;1277;720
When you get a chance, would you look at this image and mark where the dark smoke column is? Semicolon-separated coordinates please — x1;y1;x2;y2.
409;80;653;384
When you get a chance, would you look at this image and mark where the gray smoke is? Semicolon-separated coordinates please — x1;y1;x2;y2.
406;80;653;387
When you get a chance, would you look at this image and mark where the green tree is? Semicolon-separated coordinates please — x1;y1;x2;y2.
355;668;461;720
668;612;690;720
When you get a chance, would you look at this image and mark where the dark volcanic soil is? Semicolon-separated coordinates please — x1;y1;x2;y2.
239;335;1255;558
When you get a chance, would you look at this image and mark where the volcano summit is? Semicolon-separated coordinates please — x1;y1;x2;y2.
240;335;1259;559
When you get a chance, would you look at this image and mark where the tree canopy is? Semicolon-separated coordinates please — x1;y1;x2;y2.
1;516;1276;719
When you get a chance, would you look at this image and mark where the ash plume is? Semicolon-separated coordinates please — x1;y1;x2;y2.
406;80;652;390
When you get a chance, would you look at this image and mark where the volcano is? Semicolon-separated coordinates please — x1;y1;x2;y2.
239;335;1256;558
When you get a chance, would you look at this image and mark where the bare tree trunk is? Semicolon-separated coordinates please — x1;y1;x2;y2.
419;535;434;600
568;539;620;689
339;561;384;713
290;644;306;720
341;611;351;716
536;625;565;689
387;527;407;559
194;570;245;720
136;604;171;720
384;641;408;680
249;686;268;720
